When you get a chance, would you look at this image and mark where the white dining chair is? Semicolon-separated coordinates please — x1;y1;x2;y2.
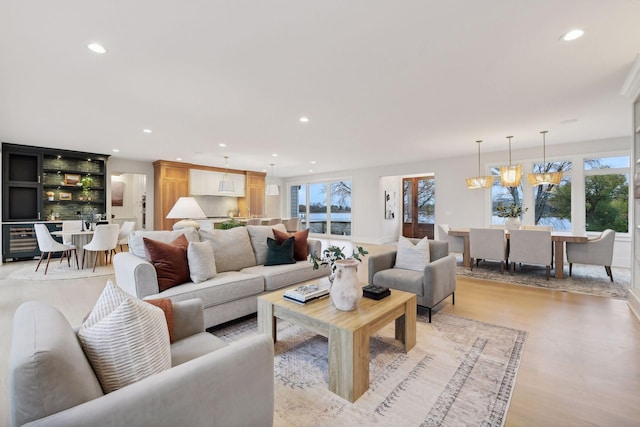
34;223;78;274
117;221;136;252
246;218;262;226
61;220;83;245
437;223;464;254
469;228;508;273
509;229;552;280
82;224;120;272
566;229;615;281
283;218;301;233
266;218;282;226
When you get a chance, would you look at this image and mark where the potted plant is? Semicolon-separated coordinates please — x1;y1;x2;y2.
309;245;368;281
81;176;93;200
496;202;527;230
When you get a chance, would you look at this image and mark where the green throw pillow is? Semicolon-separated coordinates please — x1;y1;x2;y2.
265;237;296;266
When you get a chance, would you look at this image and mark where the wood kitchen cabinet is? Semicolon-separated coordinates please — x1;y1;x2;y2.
238;171;266;218
153;160;190;230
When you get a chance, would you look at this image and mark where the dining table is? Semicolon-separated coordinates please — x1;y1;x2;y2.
448;228;588;279
51;230;94;269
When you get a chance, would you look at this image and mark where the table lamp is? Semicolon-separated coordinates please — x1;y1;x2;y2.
166;197;207;230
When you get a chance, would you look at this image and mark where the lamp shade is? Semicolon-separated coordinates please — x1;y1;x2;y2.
466;176;494;189
265;184;279;195
218;156;235;194
166;197;206;219
500;164;522;187
527;131;563;186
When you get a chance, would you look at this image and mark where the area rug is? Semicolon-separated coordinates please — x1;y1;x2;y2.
6;260;115;281
456;261;630;299
211;309;526;427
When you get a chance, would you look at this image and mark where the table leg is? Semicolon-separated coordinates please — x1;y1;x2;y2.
328;326;368;402
395;296;417;352
554;240;565;279
462;234;471;268
257;300;277;342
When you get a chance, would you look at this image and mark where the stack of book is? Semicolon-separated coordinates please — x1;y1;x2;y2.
362;284;391;300
283;283;330;304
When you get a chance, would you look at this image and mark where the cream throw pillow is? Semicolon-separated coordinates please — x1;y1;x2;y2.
187;241;217;283
77;280;171;393
394;236;430;272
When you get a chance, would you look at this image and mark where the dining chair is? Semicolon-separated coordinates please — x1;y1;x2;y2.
437;224;464;254
266;218;282;225
283;218;301;233
469;228;508;273
509;229;552;280
117;221;136;252
61;220;83;245
489;224;507;230
34;223;78;274
566;229;615;281
82;224;120;272
246;218;262;226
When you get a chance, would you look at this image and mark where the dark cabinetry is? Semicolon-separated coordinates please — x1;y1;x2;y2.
2;222;62;262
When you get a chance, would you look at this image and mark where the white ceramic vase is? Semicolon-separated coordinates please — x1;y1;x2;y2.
505;217;521;231
330;259;361;311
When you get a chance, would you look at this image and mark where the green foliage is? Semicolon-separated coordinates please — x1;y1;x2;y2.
495;202;527;218
219;218;245;229
309;245;368;274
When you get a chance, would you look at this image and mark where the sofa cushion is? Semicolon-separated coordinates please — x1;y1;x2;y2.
395;236;430;272
200;227;257;272
128;228;200;260
146;298;175;343
242;261;329;291
265;237;296;266
144;234;190;292
373;267;424;296
170;332;227;367
9;301;104;427
78;281;171;393
187;240;217;283
147;271;265;308
273;228;309;261
246;224;288;265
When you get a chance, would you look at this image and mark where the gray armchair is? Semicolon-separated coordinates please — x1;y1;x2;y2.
9;299;274;427
509;229;552;280
368;239;456;322
566;229;615;281
470;228;507;273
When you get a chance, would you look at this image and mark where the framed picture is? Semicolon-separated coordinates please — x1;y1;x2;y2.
64;174;81;186
111;181;124;206
59;192;72;201
384;190;396;219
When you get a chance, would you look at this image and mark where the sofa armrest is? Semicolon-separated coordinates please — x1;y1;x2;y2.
368;251;397;285
423;253;457;303
307;238;322;258
113;252;160;299
24;334;275;427
171;299;205;342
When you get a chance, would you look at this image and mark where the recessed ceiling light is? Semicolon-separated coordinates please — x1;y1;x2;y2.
87;43;106;54
219;143;227;147
309;169;314;173
176;157;182;161
143;129;152;134
299;117;309;123
310;160;316;164
261;169;267;172
562;29;584;41
112;149;120;153
272;153;278;157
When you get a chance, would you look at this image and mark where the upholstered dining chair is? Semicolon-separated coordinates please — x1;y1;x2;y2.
266;218;282;225
566;229;615;281
489;224;507;230
82;224;120;272
469;228;508;273
117;221;136;252
34;223;78;274
509;229;552;280
283;217;301;233
61;220;83;245
437;224;464;254
246;218;262;226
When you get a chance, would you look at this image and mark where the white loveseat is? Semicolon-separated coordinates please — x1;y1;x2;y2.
114;225;328;328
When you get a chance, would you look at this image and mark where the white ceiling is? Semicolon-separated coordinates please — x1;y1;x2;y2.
1;0;639;177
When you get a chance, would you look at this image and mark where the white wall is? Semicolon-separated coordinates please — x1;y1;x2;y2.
284;136;632;267
108;158;154;230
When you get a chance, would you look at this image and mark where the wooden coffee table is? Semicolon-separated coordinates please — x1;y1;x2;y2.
257;281;417;402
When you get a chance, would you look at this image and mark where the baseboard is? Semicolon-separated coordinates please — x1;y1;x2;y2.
628;289;640;321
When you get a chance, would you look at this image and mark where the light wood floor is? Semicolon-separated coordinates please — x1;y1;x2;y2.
1;242;639;426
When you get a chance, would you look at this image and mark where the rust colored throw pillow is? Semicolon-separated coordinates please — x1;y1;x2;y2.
273;228;309;261
143;235;190;292
145;298;175;343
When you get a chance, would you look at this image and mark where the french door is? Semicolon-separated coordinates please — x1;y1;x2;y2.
402;176;435;239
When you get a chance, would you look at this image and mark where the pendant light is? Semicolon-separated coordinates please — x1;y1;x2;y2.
218;156;235;194
499;135;522;187
465;140;493;189
527;130;563;186
265;163;279;196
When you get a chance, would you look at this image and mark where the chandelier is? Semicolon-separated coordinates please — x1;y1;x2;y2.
465;140;493;189
499;135;522;187
527;130;562;186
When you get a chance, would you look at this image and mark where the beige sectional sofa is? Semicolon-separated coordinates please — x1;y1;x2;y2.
113;224;328;328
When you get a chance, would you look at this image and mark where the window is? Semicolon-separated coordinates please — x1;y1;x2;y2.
532;161;572;231
490;167;523;224
583;156;629;233
289;179;352;236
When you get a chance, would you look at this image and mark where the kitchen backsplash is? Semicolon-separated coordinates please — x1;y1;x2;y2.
194;195;239;217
